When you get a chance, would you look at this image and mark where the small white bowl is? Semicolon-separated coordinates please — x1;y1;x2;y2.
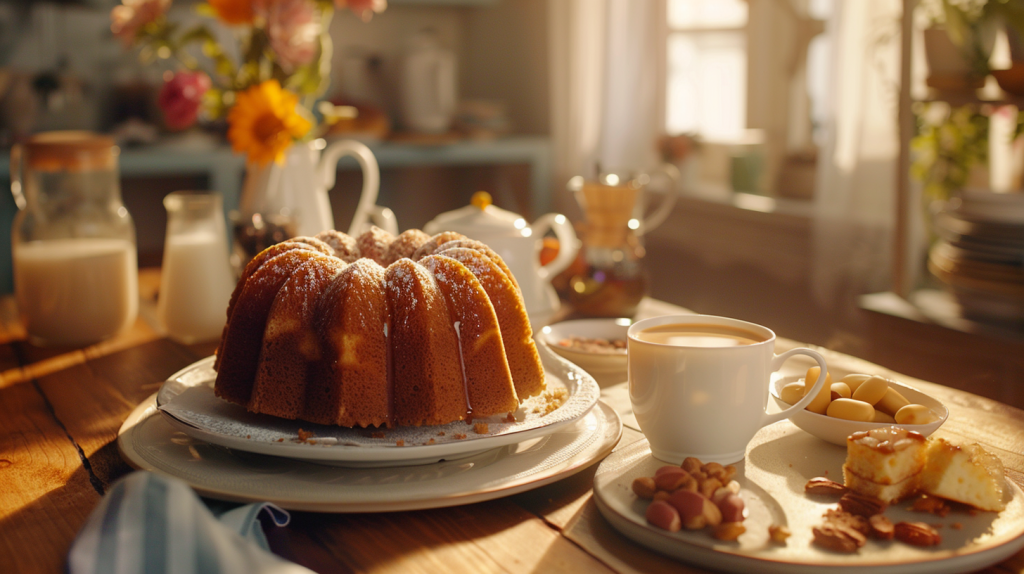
770;376;949;447
538;318;630;386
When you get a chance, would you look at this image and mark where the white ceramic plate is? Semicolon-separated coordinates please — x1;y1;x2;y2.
538;318;630;384
594;430;1024;574
120;393;622;512
769;375;948;447
156;348;599;467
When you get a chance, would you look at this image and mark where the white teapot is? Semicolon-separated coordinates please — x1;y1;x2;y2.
424;192;578;327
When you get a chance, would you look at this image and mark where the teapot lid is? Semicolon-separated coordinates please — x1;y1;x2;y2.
425;191;531;236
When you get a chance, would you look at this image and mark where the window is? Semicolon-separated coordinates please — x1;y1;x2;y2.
665;0;748;142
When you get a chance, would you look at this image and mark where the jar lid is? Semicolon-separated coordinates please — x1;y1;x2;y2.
24;131;117;172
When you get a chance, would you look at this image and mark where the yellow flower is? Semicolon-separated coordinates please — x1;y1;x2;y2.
208;0;253;25
228;80;312;165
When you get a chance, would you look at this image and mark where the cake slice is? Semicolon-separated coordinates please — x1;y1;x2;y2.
843;426;927;504
919;439;1006;512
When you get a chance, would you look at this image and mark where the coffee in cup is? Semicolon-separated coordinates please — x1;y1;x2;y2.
628;314;828;464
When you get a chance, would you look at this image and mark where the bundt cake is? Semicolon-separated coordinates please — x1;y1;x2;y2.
214;227;546;428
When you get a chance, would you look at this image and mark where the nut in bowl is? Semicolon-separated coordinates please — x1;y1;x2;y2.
770;371;949;446
538;318;630;386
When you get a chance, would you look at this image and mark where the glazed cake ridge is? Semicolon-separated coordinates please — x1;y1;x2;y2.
213;227;546;428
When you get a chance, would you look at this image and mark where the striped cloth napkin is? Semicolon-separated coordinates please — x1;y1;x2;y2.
68;471;313;574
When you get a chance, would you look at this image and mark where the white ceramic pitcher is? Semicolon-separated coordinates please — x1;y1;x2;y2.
423;192;578;327
240;138;398;238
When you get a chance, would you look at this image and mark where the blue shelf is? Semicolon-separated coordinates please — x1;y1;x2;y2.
0;136;551;293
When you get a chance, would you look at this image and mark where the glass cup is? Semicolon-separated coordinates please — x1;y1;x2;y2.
628;314;829;464
157;191;236;344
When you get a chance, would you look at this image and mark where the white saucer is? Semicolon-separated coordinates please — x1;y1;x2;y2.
594;430;1024;574
157;348;598;467
120;393;621;512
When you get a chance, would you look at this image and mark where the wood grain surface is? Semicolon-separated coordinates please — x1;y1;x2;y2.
2;283;1024;574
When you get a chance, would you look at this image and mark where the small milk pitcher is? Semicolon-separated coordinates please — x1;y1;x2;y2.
10;131;139;346
157;191;236;343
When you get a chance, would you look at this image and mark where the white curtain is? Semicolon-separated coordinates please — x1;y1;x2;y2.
548;0;663;215
813;0;904;306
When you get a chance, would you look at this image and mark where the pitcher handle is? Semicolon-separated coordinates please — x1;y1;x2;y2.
10;144;25;211
761;348;828;426
317;139;382;236
531;213;578;279
637;162;680;236
367;205;399;236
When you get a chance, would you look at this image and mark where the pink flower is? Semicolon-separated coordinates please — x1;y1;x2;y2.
158;71;211;130
260;0;321;72
110;0;170;46
335;0;387;21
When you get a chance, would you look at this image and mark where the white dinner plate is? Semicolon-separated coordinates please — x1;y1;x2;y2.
594;431;1024;574
119;393;622;512
156;347;599;467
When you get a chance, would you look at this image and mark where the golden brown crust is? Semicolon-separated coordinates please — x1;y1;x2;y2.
249;255;346;420
311;259;392;427
381;229;431;266
385;259;467;426
411;231;468;260
421;254;520;415
315;230;361;263
434;247;545;399
355;226;394;263
434;238;521;293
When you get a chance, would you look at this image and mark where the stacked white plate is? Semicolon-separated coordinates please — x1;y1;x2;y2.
930;192;1024;323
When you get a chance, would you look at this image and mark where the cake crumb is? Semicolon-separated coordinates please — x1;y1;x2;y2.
951;522;963;530
437;431;446;436
297;428;315;443
454;433;467;440
427;438;436;445
474;422;489;434
396;439;405;447
308;439;317;445
506;413;516;423
536;388;569;414
371;431;385;439
277;438;285;442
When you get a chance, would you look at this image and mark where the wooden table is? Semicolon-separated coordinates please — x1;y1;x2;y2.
4;275;1024;574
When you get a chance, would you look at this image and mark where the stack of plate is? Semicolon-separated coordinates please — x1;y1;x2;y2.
929;191;1024;323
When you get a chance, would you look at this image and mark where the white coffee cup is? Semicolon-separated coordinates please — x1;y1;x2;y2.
628;314;828;464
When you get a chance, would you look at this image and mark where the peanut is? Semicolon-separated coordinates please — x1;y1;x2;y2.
826;398;874;422
851;375;888;405
876;386;910;416
655;468;693;492
681;457;702;474
713;522;746;541
632;476;657;499
804;366;833;414
668;490;708;529
780;381;805;405
841;373;871;392
653;491;672;502
872;409;896;424
831;382;852;399
699;477;723;499
895;404;939;425
645;500;682;532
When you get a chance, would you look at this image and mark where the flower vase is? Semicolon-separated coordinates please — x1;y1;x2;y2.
232;142;335;272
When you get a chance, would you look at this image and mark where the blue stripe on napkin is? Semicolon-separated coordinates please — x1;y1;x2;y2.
68;471;312;574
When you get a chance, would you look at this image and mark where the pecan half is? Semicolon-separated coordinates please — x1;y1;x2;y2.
812;523;864;553
805;477;848;496
869;515;895;540
838;492;888;517
894;522;941;547
824;508;870;536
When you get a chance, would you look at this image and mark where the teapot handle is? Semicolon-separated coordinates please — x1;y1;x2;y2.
637;162;681;236
10;144;25;210
318;139;382;236
531;213;578;279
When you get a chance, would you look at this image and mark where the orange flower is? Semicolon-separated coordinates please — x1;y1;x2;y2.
208;0;254;25
228;80;312;165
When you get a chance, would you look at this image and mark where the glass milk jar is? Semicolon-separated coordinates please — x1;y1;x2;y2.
156;191;235;343
10;131;138;346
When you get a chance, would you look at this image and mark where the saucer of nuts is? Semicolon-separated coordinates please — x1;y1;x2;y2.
769;369;948;447
593;426;1024;574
